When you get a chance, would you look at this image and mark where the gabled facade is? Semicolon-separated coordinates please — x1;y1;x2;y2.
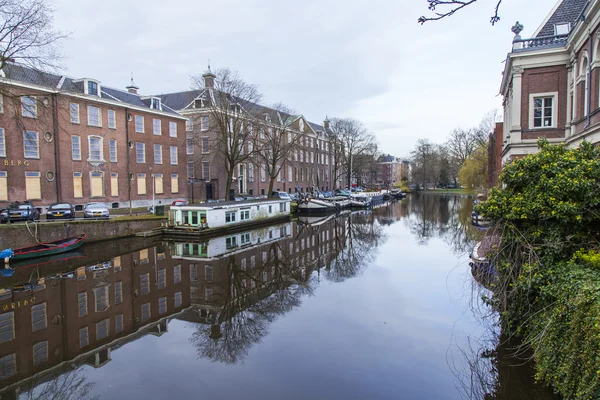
499;0;600;170
159;70;336;201
0;63;187;210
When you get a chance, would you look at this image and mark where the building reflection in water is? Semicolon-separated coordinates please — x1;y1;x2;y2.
0;209;385;396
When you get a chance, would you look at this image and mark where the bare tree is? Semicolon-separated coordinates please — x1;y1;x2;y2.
418;0;502;25
191;68;263;200
474;108;502;146
0;0;67;71
329;118;377;189
252;103;301;197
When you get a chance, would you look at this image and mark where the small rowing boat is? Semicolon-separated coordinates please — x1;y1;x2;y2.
1;235;86;263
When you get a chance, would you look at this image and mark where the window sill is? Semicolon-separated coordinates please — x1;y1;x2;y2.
71;121;80;124
24;156;40;160
87;159;106;163
87;124;103;128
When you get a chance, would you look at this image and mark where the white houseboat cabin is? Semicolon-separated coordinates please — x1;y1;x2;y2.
169;199;291;229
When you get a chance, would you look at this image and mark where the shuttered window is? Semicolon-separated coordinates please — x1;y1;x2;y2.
0;312;15;343
140;273;150;295
171;174;178;193
111;173;119;196
113;256;121;271
94;287;109;312
115;314;123;333
25;171;41;200
96;318;109;340
78;292;88;317
154;173;163;194
137;173;146;195
90;171;104;197
158;297;167;315
0;353;16;379
141;303;151;322
140;249;149;264
33;341;48;366
79;326;89;348
157;269;166;289
0;171;7;201
73;172;83;198
174;292;182;307
31;303;47;332
115;281;122;305
174;265;181;284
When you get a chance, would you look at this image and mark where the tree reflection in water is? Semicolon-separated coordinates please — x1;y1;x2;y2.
15;368;96;400
188;211;386;364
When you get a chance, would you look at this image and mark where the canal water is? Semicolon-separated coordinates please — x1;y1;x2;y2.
0;195;559;400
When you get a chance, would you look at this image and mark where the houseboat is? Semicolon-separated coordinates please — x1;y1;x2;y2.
168;199;291;230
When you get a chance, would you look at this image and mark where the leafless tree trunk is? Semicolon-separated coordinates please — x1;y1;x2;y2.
191;68;262;200
252;103;300;197
329;118;377;189
418;0;502;25
0;0;68;71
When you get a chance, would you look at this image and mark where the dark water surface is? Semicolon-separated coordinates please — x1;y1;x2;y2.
0;195;559;400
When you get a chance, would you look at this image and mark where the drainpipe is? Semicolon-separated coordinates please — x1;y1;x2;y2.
52;93;61;202
125;108;132;215
585;28;593;129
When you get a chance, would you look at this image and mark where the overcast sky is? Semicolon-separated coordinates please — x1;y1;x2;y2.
53;0;557;157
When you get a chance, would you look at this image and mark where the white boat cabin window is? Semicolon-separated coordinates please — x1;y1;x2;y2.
225;211;236;223
226;236;237;248
240;210;250;221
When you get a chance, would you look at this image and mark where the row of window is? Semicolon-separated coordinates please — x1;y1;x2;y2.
185;137;210;155
136;142;178;165
0;171;180;201
0;303;47;345
186;116;210;132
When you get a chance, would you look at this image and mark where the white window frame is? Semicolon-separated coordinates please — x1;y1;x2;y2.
154;144;163;165
186;139;194;155
201;116;209;131
88;136;104;162
186;119;193;132
0;128;5;157
0;94;4;114
87;105;102;127
201;137;209;154
71;135;81;160
21;96;37;118
109;139;117;162
169;121;177;137
153;118;161;135
24;131;39;159
70;103;80;123
170;146;178;165
135;115;144;133
529;92;558;129
136;142;146;163
108;109;116;129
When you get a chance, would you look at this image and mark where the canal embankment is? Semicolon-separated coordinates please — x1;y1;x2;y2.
0;215;166;249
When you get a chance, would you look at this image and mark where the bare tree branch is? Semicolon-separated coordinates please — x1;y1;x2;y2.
418;0;502;25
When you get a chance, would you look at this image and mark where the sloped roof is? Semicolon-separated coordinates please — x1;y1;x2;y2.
536;0;587;37
1;63;181;116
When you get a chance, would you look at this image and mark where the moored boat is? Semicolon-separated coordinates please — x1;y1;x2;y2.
1;235;86;263
297;198;338;213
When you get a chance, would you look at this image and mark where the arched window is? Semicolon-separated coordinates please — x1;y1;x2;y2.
580;54;590;116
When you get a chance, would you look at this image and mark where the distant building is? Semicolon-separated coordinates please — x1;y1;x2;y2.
376;154;405;187
499;0;600;165
488;122;503;187
159;70;336;200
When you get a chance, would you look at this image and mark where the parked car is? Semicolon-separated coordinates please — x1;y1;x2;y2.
46;203;76;220
0;207;8;224
271;191;291;201
289;193;299;201
8;201;40;223
83;202;110;219
171;199;188;206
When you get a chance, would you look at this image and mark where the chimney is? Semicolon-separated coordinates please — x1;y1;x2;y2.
202;61;216;89
323;116;330;129
126;73;139;94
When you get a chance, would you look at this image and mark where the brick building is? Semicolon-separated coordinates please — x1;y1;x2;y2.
500;0;600;165
488;122;504;187
159;70;336;201
0;63;187;211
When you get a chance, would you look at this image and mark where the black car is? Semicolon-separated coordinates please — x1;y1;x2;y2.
0;208;8;224
8;201;40;223
46;203;76;220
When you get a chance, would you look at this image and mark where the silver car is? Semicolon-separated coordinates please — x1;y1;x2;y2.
83;202;110;219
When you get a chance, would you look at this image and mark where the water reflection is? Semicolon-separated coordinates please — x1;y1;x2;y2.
0;198;555;399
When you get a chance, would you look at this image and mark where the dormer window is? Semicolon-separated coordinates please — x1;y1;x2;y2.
299;119;304;132
151;98;161;110
555;23;570;35
229;104;241;113
76;79;101;96
194;99;204;108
